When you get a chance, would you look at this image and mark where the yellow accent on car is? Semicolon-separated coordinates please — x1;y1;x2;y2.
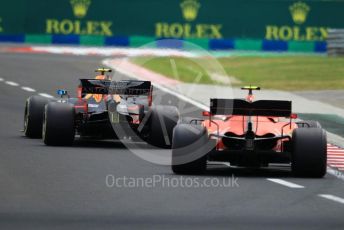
241;86;261;90
95;68;112;75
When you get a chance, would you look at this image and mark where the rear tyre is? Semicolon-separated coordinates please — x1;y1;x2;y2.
43;102;75;146
297;120;322;128
147;105;179;148
179;116;201;125
24;96;51;138
292;128;327;178
172;124;208;175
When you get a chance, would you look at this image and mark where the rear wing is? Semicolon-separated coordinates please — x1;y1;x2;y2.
210;99;292;117
79;79;152;96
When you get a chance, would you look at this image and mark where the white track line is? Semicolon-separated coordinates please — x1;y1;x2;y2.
39;93;54;98
267;179;305;188
5;81;19;86
1;78;49;97
326;167;344;181
21;86;36;92
318;194;344;205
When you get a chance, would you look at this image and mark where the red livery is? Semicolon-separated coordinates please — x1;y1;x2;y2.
171;86;327;178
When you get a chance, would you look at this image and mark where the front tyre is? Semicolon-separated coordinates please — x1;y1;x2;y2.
43;102;75;146
292;128;327;178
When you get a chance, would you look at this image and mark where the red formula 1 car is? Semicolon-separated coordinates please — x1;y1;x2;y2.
171;86;327;177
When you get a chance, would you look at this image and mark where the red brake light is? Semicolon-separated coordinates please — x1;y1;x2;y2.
74;99;88;113
77;86;82;99
148;86;153;106
290;113;298;119
202;111;211;116
246;95;254;102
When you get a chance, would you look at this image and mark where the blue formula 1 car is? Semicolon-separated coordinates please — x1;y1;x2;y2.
23;68;179;147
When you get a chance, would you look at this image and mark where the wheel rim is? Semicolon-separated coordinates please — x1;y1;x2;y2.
42;112;46;140
24;104;29;133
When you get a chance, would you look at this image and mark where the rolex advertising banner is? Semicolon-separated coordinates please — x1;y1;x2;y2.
0;0;343;42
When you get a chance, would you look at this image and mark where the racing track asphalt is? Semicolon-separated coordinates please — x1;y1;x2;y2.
0;52;344;229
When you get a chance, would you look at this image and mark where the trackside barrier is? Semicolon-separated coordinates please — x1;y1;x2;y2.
0;34;328;53
327;29;344;56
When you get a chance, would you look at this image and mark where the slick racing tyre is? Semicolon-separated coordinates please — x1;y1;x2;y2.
291;128;327;178
24;95;51;138
297;120;322;128
179;116;202;125
147;105;179;149
43;102;75;146
171;124;208;175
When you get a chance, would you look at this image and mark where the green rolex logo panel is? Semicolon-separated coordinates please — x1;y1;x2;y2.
0;0;342;43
